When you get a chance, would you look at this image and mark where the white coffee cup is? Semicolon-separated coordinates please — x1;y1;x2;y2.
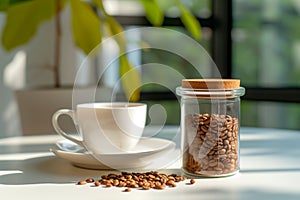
52;102;147;153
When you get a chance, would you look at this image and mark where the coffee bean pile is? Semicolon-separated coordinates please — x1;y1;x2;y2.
183;113;239;176
77;171;195;192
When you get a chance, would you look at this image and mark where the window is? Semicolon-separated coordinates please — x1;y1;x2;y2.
109;0;300;129
233;0;300;129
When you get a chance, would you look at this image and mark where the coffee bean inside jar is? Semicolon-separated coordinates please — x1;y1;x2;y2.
176;79;245;177
183;113;239;176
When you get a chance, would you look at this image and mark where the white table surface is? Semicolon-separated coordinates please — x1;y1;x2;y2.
1;126;300;200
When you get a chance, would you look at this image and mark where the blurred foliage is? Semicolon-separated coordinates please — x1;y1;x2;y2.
0;0;201;102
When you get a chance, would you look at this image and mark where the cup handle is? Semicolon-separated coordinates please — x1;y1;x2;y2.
52;109;84;147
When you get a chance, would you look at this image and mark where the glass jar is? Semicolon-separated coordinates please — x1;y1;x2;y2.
176;79;245;177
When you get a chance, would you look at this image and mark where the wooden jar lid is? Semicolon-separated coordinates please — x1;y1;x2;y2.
182;79;240;90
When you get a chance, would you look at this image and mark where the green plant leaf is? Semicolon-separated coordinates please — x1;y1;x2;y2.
1;0;57;50
91;0;125;49
106;16;126;50
0;0;32;11
0;0;10;11
119;55;141;102
70;0;101;55
139;0;164;26
178;2;201;40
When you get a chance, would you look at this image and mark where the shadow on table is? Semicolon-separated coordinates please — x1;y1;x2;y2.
0;154;134;185
240;128;300;158
184;188;300;200
0;155;100;185
241;168;300;173
0;155;182;185
0;143;57;154
240;138;300;157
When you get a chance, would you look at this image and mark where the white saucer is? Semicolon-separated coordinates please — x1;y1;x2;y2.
51;138;176;170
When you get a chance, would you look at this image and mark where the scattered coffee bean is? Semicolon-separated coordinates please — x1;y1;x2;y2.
94;181;101;187
124;188;131;192
86;178;94;183
155;183;166;190
166;180;176;187
77;180;87;185
142;185;150;190
190;179;196;184
76;171;196;192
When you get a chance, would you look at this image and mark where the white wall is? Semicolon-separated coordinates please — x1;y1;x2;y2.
0;7;82;137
